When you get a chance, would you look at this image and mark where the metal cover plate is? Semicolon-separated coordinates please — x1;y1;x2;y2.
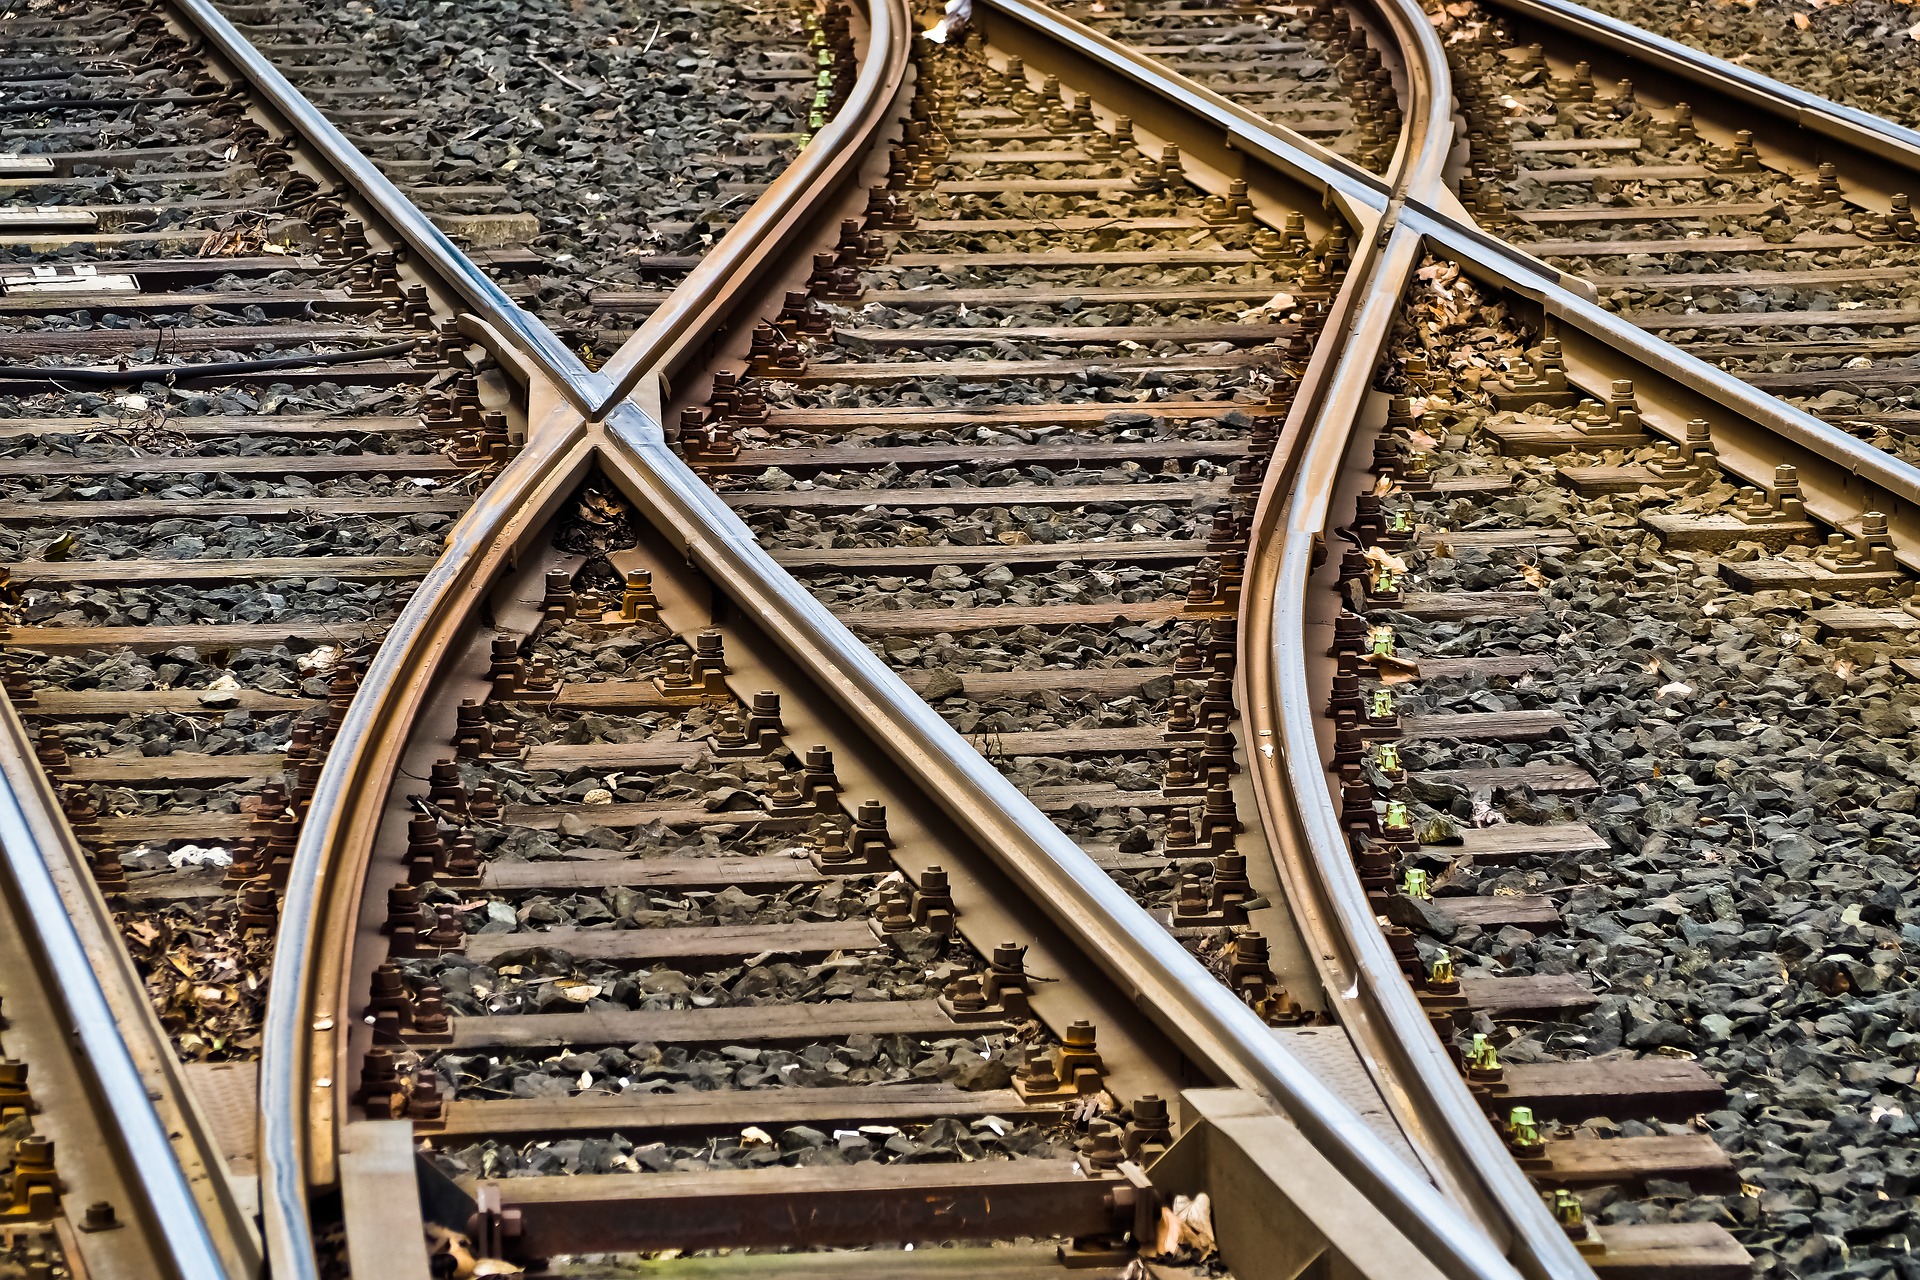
0;206;100;230
1;265;137;293
185;1059;260;1177
1270;1024;1425;1171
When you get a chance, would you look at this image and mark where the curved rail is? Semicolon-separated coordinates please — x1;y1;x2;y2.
582;9;1519;1280
253;0;1920;1274
259;1;1537;1275
0;702;247;1279
1232;0;1599;1273
253;0;910;1273
256;420;595;1280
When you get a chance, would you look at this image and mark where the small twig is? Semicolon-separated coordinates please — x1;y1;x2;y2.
529;54;598;98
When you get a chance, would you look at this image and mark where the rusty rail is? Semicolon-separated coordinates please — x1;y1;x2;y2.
249;0;911;1275
167;0;611;414
0;702;252;1278
245;0;1920;1276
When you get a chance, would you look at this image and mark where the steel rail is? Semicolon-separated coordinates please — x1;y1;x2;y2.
597;402;1528;1280
580;5;1522;1278
587;0;910;414
256;417;595;1280
1030;0;1920;561
1480;0;1920;173
242;0;1540;1272
1403;205;1920;564
0;698;245;1280
164;0;612;415
970;1;1920;1275
966;0;1920;550
251;0;1920;1276
253;0;910;1274
1224;0;1598;1273
1246;223;1606;1280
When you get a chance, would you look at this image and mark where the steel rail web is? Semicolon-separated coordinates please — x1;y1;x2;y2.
0;700;237;1280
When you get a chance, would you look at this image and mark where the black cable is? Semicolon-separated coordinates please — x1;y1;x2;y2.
0;339;423;386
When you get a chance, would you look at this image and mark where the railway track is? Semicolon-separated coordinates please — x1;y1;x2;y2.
1437;0;1920;474
204;0;844;360
4;0;1920;1277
